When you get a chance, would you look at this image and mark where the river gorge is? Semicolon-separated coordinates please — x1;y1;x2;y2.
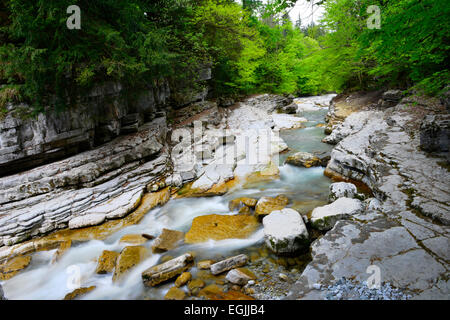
0;92;448;301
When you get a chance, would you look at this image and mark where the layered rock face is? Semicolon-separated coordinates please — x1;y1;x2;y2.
0;117;170;246
289;93;450;300
0;81;171;177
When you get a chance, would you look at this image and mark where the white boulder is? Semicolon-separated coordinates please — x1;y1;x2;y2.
328;182;358;202
263;208;309;254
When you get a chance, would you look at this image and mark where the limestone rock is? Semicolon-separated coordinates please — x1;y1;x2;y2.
68;214;106;230
152;228;184;253
184;214;259;244
262;208;309;254
142;253;194;287
310;197;363;230
164;286;186;300
328;182;358;203
254;195;289;218
113;246;150;282
0;255;31;280
225;268;256;285
63;286;96;300
95;250;119;274
210;254;248;275
175;272;192;287
285;152;322;168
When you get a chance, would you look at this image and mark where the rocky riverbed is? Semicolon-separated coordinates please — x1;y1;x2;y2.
0;91;448;300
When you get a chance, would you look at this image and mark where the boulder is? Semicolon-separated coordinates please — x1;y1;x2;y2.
285;152;322;168
210;254;248;275
328;182;358;203
419;114;450;153
310;197;363;230
112;246;150;282
95;250;120;274
254;195;289;218
262;208;309;254
380;90;403;108
68;214;106;229
184;214;259;244
151;229;184;253
164;286;186;300
278;103;298;114
63;286;96;300
225;268;256;285
142;253;194;287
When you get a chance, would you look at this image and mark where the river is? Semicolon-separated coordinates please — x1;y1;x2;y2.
2;95;336;300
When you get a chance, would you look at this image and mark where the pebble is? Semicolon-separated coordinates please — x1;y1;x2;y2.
324;277;411;300
278;273;288;281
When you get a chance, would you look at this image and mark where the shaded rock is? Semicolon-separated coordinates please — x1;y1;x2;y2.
310;198;363;230
164;286;186;300
184;214;259;244
68;214;106;230
381;90;403;108
63;286;96;300
113;246;150;282
229;197;257;211
225;268;256;285
254;195;289;218
278;103;298;114
285;152;322;168
328;182;358;203
119;234;149;245
0;255;31;280
419;114;450;153
142;253;194;287
175;272;192;287
262;208;309;254
152;229;184;253
210;254;248;275
95;250;119;274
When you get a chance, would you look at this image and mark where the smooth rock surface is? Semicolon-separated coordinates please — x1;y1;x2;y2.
328;182;358;202
210;254;248;275
263;208;309;254
142;253;194;287
310;197;363;231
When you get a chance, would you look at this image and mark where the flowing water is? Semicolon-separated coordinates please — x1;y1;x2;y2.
2;95;335;300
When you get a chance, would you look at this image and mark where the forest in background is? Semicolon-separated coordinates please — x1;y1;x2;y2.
0;0;448;112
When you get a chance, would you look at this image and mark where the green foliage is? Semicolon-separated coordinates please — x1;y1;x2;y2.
0;0;448;112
